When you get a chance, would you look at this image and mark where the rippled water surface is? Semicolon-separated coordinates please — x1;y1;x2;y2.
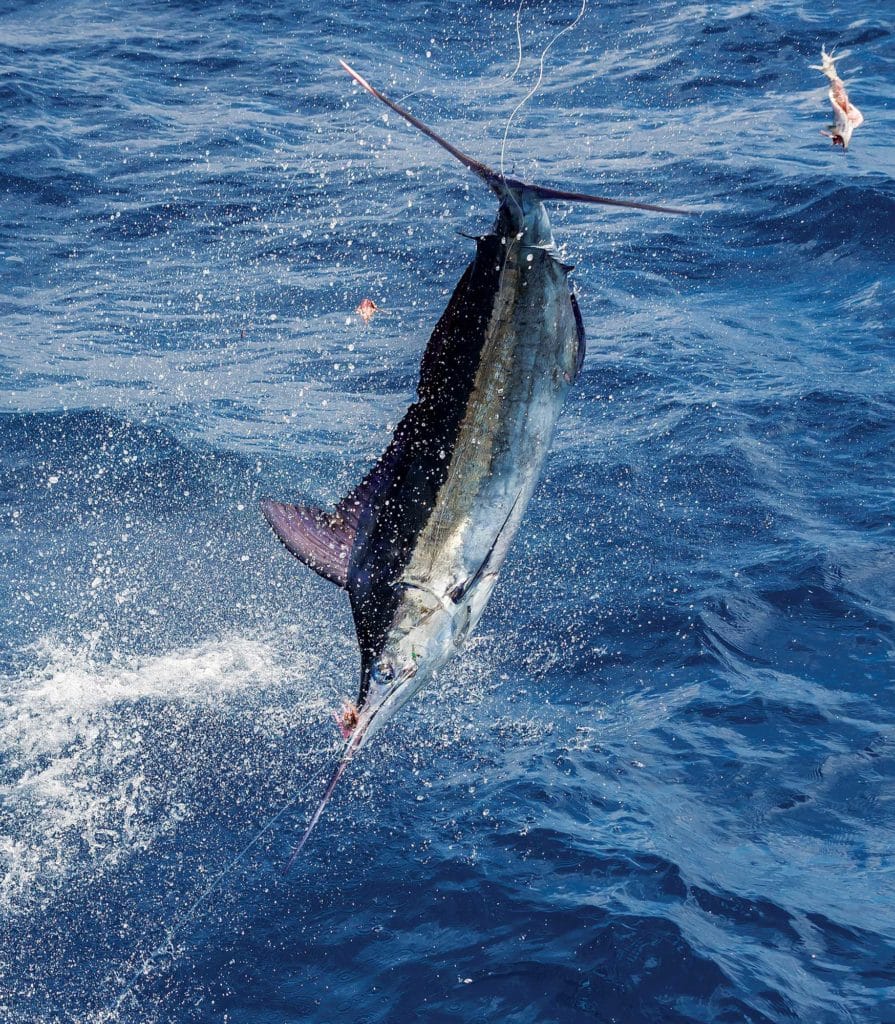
2;1;894;1021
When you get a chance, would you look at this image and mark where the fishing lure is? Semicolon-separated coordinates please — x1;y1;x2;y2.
812;46;864;150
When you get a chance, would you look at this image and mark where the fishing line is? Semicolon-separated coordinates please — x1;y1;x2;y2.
395;86;434;106
99;747;338;1019
491;0;589;295
499;0;588;184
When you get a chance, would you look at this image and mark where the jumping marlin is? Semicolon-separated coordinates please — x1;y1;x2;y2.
262;61;688;866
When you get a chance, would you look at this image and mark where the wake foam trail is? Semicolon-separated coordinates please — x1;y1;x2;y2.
0;631;330;913
0;628;346;1021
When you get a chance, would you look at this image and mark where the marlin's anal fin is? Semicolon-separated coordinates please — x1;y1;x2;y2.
260;499;355;588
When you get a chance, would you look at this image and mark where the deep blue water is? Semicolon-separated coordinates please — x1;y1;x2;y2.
2;1;894;1021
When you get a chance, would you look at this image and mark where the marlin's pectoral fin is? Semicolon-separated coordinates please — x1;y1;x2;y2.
260;499;355;588
569;289;586;377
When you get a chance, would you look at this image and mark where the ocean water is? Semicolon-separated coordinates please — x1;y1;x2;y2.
1;0;894;1021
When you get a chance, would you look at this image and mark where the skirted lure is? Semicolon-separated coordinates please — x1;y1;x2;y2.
813;46;864;150
355;297;379;323
262;61;689;868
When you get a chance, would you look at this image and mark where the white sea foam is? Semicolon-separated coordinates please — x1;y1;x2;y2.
0;631;329;916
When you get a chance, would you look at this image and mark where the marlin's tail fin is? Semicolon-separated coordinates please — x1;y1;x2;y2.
339;60;494;184
339;60;692;216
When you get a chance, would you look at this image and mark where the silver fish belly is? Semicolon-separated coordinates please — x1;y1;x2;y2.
404;232;580;643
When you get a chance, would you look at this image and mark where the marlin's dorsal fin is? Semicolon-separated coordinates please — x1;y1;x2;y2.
335;429;408;527
262;405;415;589
260;500;355;588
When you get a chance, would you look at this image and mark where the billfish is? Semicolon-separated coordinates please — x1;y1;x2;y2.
262;61;688;866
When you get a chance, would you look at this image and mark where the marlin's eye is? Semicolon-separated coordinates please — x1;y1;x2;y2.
377;662;395;682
